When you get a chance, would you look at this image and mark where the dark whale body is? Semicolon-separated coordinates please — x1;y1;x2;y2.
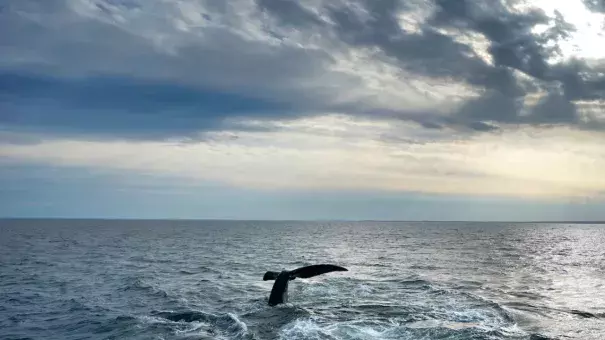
262;264;348;306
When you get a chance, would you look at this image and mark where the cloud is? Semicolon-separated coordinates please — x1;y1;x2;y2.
2;0;605;141
0;71;295;139
0;1;349;134
2;116;605;199
372;0;603;128
270;0;605;128
255;0;323;27
583;0;605;13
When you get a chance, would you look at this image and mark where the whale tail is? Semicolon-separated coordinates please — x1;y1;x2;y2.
263;265;347;281
263;264;348;306
290;264;348;278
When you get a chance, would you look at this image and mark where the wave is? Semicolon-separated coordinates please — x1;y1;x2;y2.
277;317;517;340
350;262;392;268
267;276;532;339
121;278;169;298
126;255;175;264
569;309;604;319
506;302;605;320
277;315;539;340
149;310;250;339
408;264;441;270
198;266;223;275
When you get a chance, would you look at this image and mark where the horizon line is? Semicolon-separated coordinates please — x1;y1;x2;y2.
1;217;604;224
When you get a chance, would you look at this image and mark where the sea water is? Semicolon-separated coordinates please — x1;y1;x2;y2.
1;220;604;339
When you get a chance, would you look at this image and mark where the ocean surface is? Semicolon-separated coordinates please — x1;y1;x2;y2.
1;220;604;340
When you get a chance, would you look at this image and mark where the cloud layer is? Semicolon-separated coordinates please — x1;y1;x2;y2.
2;116;605;199
2;0;604;139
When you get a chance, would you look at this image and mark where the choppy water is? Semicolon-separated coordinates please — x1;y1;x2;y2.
1;220;604;340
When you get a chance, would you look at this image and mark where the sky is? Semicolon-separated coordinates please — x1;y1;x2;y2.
1;0;605;220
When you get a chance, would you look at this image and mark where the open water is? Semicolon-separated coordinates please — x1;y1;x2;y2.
1;220;604;339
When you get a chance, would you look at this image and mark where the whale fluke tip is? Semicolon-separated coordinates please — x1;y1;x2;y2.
263;271;280;281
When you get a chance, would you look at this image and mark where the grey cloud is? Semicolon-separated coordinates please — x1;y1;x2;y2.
261;0;571;98
327;1;490;83
256;0;324;27
454;91;521;123
432;0;553;79
552;61;605;101
420;121;444;129
0;0;350;108
583;0;605;13
467;121;500;132
318;0;599;128
531;93;579;125
2;0;605;140
428;0;602;128
0;0;356;139
432;1;585;95
319;0;575;128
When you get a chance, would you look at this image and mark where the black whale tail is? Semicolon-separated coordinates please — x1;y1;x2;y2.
263;264;348;306
263;264;348;281
290;264;348;278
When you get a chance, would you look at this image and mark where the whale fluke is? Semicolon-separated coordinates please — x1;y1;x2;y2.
290;264;348;279
263;264;348;306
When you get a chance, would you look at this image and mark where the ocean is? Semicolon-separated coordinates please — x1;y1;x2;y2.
1;219;604;339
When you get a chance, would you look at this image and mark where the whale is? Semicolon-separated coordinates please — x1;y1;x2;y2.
262;264;348;306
